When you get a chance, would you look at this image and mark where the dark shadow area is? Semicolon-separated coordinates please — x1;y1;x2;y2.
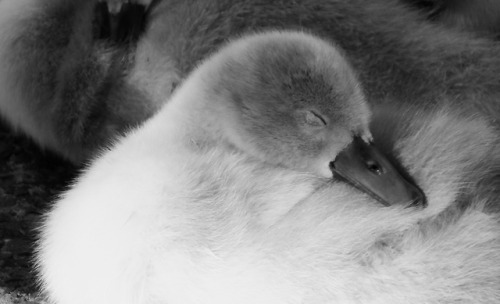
0;120;79;295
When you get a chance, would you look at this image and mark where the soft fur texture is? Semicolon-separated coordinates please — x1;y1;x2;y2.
173;31;372;178
1;0;500;161
404;0;500;36
0;0;498;303
36;31;500;304
0;0;166;162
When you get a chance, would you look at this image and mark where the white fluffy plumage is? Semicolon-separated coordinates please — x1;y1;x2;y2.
36;31;500;304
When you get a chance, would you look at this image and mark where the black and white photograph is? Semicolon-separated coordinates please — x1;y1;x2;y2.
1;0;500;303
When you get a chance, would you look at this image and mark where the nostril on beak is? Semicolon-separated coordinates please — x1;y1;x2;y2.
365;159;384;176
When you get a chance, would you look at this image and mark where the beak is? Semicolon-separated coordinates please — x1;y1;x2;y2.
330;137;427;208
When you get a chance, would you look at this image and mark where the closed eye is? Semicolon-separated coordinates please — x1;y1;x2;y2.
305;110;328;127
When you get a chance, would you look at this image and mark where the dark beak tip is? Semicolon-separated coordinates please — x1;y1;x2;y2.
406;188;427;209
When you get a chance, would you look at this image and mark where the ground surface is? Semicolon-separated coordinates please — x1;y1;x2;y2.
0;121;78;303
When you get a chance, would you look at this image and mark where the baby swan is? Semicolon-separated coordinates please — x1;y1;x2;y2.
38;31;425;304
165;30;424;207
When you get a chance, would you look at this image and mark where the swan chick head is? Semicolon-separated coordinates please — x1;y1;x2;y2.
201;31;372;178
